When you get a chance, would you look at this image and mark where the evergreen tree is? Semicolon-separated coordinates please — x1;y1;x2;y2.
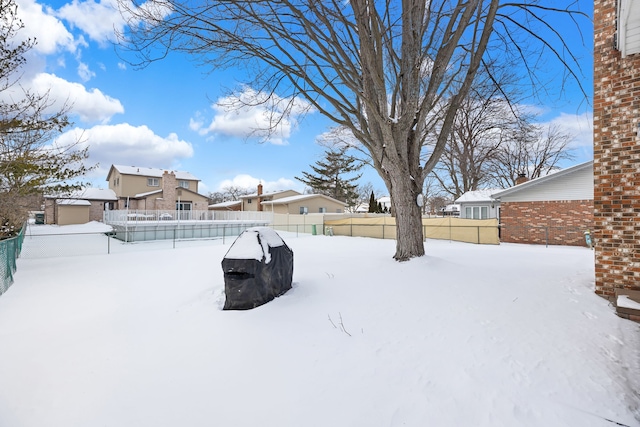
368;191;377;213
295;147;363;206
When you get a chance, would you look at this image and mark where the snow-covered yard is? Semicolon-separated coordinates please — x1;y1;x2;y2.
0;223;639;427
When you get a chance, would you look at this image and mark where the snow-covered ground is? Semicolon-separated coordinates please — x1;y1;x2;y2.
1;223;639;427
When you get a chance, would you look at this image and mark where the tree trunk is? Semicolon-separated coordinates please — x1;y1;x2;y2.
387;170;424;261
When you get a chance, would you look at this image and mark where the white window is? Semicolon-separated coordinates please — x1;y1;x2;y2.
466;206;489;219
147;178;159;187
299;206;308;214
319;207;326;213
617;0;640;57
179;180;189;189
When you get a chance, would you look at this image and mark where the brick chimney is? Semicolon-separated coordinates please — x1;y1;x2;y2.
162;171;177;210
515;173;528;185
257;183;263;211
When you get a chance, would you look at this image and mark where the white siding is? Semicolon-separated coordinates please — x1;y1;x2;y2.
618;0;640;57
499;167;593;203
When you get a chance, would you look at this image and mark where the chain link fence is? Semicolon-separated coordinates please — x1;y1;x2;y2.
0;224;26;296
19;223;312;260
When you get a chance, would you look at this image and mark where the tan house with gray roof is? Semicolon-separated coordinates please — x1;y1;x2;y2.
43;188;118;225
106;165;209;212
239;184;346;214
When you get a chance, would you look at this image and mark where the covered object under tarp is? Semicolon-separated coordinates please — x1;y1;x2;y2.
222;227;293;310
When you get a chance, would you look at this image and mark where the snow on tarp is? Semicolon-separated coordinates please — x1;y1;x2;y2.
223;226;284;263
222;227;293;310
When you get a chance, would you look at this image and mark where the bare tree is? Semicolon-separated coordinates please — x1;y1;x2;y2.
0;0;91;237
420;175;444;216
221;185;253;201
489;122;575;188
431;69;520;199
118;0;587;260
352;181;376;213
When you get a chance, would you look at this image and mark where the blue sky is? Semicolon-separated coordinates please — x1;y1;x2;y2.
14;0;594;197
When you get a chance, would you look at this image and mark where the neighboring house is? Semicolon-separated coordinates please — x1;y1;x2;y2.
593;0;640;301
441;204;460;216
378;196;391;211
208;200;242;211
106;165;209;212
455;189;501;220
491;161;594;246
239;184;301;212
44;188;118;225
261;193;346;215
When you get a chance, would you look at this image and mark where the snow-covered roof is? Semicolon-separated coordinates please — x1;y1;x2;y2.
455;189;502;203
56;199;91;206
261;193;347;206
240;189;300;199
134;189;163;198
45;188;118;200
209;200;242;208
110;165;199;181
491;161;593;199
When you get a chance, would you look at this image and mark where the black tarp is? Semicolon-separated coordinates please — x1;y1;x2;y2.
222;227;293;310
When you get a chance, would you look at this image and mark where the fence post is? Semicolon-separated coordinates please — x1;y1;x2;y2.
477;226;480;244
545;226;548;248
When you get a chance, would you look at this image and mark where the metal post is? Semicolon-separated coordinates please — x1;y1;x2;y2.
545;226;548;248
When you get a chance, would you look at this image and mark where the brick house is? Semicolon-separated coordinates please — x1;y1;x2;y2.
106;165;209;213
492;161;594;246
593;0;640;299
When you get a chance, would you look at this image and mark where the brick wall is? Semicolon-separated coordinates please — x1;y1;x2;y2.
500;200;594;246
593;0;640;297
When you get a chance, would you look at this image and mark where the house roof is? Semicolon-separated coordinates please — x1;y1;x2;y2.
57;199;91;206
491;161;593;200
209;200;242;208
239;189;300;199
134;189;163;198
133;187;207;199
455;189;502;203
261;193;347;206
108;164;200;181
45;188;118;201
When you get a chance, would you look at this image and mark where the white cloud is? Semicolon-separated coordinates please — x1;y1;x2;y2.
77;61;95;82
117;62;127;70
17;0;81;55
540;111;593;150
196;87;314;145
217;174;298;193
30;73;124;123
56;0;125;45
58;123;194;180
